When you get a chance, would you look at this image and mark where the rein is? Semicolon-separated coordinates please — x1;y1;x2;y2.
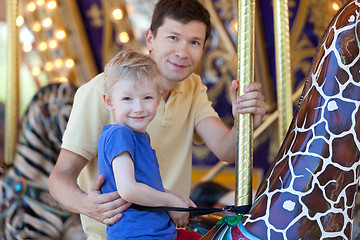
131;204;252;218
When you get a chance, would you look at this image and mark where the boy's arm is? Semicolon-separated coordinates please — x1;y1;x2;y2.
49;149;130;225
112;151;189;227
113;151;187;207
164;189;197;208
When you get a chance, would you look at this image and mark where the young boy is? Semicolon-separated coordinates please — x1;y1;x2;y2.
98;49;200;240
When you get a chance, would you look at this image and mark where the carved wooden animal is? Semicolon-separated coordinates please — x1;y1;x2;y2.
202;1;360;239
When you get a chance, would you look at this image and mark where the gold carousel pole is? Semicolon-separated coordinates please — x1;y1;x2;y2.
235;0;255;207
5;0;20;165
273;0;293;143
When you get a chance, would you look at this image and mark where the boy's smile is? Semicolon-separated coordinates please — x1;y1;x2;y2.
104;78;161;132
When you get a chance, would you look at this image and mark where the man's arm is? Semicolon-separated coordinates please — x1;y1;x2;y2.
195;81;266;163
48;149;130;225
195;117;236;163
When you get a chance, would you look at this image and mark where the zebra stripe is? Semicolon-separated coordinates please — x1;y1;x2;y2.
1;82;86;239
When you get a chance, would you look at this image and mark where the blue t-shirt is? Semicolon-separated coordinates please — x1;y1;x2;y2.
98;124;177;240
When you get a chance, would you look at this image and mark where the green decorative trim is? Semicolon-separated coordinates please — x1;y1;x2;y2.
215;215;243;227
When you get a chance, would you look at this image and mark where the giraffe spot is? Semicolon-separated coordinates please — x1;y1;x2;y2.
321;213;345;232
319;164;354;200
327;100;338;111
325;99;355;135
349;15;355;22
332;134;359;167
343;82;360;100
336;29;359;65
309;138;329;157
349;57;360;83
283;200;296;211
269;192;301;230
286;218;322;239
297;87;324;129
314;122;330;139
302;184;331;218
324;28;334;50
292;155;323;191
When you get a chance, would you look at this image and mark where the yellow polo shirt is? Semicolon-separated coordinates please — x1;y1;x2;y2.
61;72;219;240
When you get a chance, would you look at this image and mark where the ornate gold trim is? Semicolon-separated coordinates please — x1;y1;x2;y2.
5;0;20;165
273;0;293;144
61;0;98;85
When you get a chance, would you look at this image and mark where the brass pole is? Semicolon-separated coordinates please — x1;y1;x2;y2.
273;0;293;143
235;0;255;207
5;0;20;165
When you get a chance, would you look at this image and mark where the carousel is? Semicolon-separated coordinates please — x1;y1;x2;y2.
1;0;360;239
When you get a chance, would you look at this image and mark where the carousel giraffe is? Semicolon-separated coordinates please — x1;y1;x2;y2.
202;0;360;239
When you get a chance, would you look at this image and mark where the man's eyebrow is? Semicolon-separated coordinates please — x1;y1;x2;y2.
192;36;203;41
170;31;204;40
167;31;180;35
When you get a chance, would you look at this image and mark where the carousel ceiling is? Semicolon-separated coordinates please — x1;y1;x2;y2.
11;0;347;89
10;0;154;88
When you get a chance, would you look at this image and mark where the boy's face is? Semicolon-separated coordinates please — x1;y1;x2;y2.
104;78;161;132
146;17;206;84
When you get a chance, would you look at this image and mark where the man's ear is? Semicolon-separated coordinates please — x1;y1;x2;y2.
103;94;114;111
145;28;154;51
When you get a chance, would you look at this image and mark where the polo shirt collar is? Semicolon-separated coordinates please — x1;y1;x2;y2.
170;79;185;94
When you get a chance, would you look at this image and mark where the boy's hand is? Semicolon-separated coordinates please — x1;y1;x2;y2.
87;174;132;225
167;196;190;228
165;189;197;208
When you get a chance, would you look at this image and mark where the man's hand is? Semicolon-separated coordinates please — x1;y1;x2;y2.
230;80;266;129
86;174;132;225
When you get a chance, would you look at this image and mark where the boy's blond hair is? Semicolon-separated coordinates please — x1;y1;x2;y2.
104;49;162;96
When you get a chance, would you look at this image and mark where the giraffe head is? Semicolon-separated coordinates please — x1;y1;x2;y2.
241;1;360;239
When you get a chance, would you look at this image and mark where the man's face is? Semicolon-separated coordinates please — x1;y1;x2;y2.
146;17;206;83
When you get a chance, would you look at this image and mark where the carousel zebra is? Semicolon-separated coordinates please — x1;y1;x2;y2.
0;82;85;239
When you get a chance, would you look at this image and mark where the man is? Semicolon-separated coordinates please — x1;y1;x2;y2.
48;0;266;239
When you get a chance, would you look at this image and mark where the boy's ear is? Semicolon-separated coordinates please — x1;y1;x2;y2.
157;91;163;106
103;93;114;111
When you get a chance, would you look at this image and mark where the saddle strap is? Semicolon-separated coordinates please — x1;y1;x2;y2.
131;204;252;218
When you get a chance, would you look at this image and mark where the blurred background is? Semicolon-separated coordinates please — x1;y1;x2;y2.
0;0;347;188
0;0;350;238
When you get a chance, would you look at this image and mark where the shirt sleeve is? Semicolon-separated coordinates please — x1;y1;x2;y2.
192;75;219;144
104;127;135;164
194;81;219;124
61;73;113;161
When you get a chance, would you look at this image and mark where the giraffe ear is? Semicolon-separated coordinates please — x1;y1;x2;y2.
103;93;114;111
